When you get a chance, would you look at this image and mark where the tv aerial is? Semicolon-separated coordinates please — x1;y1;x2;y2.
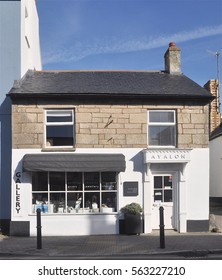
207;50;221;112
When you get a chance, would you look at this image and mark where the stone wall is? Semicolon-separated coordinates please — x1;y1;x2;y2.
12;103;209;149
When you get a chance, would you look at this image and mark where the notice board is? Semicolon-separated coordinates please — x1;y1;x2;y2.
123;181;138;196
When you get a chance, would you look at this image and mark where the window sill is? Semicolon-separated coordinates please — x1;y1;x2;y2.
41;147;76;152
29;212;118;216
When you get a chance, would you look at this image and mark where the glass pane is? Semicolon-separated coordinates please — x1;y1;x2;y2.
164;176;172;189
154;190;163;202
32;193;48;205
85;192;100;212
164;190;172;202
102;192;117;212
50;193;65;213
84;172;100;190
67;172;83;191
49;172;65;191
101;172;117;190
46;125;74;146
149;126;175;146
67;192;83;212
47;110;73;122
149;111;174;123
32;172;48;191
154;176;162;188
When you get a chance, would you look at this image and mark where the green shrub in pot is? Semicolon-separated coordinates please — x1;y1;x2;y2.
121;203;143;235
121;202;143;215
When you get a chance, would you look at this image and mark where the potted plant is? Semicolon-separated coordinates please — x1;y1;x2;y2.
121;202;143;235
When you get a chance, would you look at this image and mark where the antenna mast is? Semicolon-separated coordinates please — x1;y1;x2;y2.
216;52;220;113
208;50;221;113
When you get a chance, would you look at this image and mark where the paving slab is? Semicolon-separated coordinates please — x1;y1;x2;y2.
0;231;222;259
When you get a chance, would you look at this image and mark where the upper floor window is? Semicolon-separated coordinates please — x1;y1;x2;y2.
45;109;74;147
148;110;176;147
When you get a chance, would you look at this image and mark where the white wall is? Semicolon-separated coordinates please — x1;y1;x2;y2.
11;148;210;235
11;148;144;235
0;1;21;102
210;137;222;197
0;0;42;221
21;0;42;76
186;148;209;220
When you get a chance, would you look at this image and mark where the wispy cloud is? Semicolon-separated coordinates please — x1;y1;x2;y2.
42;25;222;66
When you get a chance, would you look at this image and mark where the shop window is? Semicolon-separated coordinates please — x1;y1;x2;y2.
45;110;74;147
32;171;117;214
148;110;176;147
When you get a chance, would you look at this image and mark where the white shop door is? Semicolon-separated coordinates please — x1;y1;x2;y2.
152;174;177;230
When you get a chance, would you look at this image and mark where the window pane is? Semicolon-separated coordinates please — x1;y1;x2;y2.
84;172;100;190
32;193;48;205
85;192;100;212
101;172;116;190
154;190;163;202
50;193;65;213
47;110;73;122
164;190;172;202
67;172;83;191
67;193;82;211
49;172;65;191
46;125;74;146
154;176;162;189
149;126;175;146
149;111;174;123
32;172;48;191
102;192;117;212
164;176;172;188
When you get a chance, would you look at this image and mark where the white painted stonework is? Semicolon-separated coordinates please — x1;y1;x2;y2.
11;147;209;236
210;137;222;198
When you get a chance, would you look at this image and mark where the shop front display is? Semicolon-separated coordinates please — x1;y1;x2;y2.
32;171;118;214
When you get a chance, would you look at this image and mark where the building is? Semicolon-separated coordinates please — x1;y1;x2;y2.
0;0;42;232
204;79;220;133
8;43;213;236
209;122;222;205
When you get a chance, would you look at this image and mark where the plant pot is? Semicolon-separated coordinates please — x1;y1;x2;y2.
124;213;142;235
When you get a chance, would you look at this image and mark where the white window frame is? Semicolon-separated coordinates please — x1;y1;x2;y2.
31;171;118;214
44;109;75;148
147;110;176;148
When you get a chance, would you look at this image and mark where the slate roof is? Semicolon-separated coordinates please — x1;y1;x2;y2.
8;69;213;103
210;122;222;140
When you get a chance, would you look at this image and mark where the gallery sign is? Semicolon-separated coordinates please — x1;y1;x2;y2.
144;149;191;163
14;171;22;217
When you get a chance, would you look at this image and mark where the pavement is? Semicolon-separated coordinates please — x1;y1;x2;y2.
0;230;222;259
0;207;221;260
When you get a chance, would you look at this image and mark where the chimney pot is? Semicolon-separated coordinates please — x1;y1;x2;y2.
169;42;176;47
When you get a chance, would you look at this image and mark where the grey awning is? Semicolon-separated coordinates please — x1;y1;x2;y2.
22;153;126;172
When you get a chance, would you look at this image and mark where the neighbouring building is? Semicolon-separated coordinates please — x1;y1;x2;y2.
204;79;220;133
0;0;42;232
206;79;222;206
8;43;213;236
210;121;222;205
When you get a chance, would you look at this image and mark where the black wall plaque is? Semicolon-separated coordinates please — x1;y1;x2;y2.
123;182;138;196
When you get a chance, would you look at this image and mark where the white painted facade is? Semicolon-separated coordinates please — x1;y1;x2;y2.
0;0;41;100
0;0;41;222
11;147;209;236
210;137;222;198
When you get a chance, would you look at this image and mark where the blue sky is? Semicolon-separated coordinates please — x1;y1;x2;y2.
37;0;222;87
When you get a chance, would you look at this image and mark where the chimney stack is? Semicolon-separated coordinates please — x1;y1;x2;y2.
164;42;181;74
